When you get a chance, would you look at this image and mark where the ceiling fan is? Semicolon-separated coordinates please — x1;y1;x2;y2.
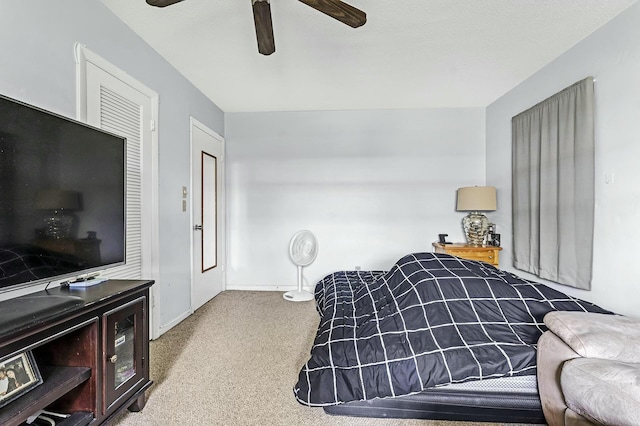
145;0;366;56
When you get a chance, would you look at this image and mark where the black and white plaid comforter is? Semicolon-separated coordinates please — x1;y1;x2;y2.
294;252;610;406
0;245;84;288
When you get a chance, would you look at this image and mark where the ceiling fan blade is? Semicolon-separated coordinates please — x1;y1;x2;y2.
299;0;366;28
252;0;276;55
146;0;184;7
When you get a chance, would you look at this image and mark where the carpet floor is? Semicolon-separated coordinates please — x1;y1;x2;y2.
113;290;537;426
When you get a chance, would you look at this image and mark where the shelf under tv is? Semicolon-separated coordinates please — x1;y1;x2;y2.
0;366;91;426
54;411;94;426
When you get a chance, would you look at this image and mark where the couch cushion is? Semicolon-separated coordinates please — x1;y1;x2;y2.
543;311;640;363
561;358;640;426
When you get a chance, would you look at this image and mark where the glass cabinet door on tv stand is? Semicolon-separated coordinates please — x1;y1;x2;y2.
103;296;148;414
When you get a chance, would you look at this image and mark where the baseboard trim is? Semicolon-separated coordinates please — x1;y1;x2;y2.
157;310;191;337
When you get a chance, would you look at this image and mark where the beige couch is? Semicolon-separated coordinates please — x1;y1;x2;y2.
537;311;640;426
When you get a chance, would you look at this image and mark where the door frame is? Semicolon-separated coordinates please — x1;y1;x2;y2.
75;43;161;339
189;117;226;313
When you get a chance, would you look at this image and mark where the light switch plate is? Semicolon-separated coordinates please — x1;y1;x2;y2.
605;173;615;184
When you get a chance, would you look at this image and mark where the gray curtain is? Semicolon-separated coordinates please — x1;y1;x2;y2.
512;77;595;290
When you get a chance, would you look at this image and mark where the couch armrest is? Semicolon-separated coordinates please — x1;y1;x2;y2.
543;312;640;363
537;331;582;426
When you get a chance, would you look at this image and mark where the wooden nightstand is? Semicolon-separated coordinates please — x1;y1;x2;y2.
34;238;102;266
432;242;502;267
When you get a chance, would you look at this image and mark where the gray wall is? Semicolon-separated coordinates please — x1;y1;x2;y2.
487;2;640;317
225;109;486;290
0;0;224;329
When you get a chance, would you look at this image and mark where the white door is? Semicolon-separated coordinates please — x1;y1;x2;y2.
191;118;225;311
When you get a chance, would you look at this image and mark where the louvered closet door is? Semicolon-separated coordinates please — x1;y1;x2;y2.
85;62;153;280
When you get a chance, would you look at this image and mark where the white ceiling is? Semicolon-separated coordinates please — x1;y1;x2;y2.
101;0;636;112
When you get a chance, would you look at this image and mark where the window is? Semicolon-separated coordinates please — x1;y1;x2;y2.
511;77;595;290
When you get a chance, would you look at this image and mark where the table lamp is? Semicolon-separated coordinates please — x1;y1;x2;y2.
456;186;496;246
36;189;80;239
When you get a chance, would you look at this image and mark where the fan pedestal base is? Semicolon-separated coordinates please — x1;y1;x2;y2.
283;290;314;302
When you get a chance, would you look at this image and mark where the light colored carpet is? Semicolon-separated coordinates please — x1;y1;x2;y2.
113;291;537;426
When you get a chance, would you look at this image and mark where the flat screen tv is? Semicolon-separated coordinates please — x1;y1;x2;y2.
0;93;126;292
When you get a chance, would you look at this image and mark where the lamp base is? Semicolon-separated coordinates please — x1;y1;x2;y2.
43;212;74;239
462;212;489;246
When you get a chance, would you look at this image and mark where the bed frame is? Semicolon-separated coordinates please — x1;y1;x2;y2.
323;377;546;423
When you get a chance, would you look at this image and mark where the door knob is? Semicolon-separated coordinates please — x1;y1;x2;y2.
109;354;118;364
194;224;203;231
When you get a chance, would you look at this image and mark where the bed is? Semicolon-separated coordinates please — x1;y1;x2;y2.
0;245;85;288
294;252;611;422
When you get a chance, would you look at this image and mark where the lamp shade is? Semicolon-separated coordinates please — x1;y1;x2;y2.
456;186;496;212
36;189;80;210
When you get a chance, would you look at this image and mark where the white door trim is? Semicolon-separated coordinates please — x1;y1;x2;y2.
74;43;162;340
190;117;225;313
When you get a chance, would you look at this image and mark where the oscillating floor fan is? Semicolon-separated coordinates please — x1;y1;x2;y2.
284;230;318;302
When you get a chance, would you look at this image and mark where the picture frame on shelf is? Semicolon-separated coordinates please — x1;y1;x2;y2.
0;351;43;408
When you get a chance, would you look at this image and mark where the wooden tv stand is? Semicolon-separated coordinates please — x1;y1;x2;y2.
0;280;154;426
